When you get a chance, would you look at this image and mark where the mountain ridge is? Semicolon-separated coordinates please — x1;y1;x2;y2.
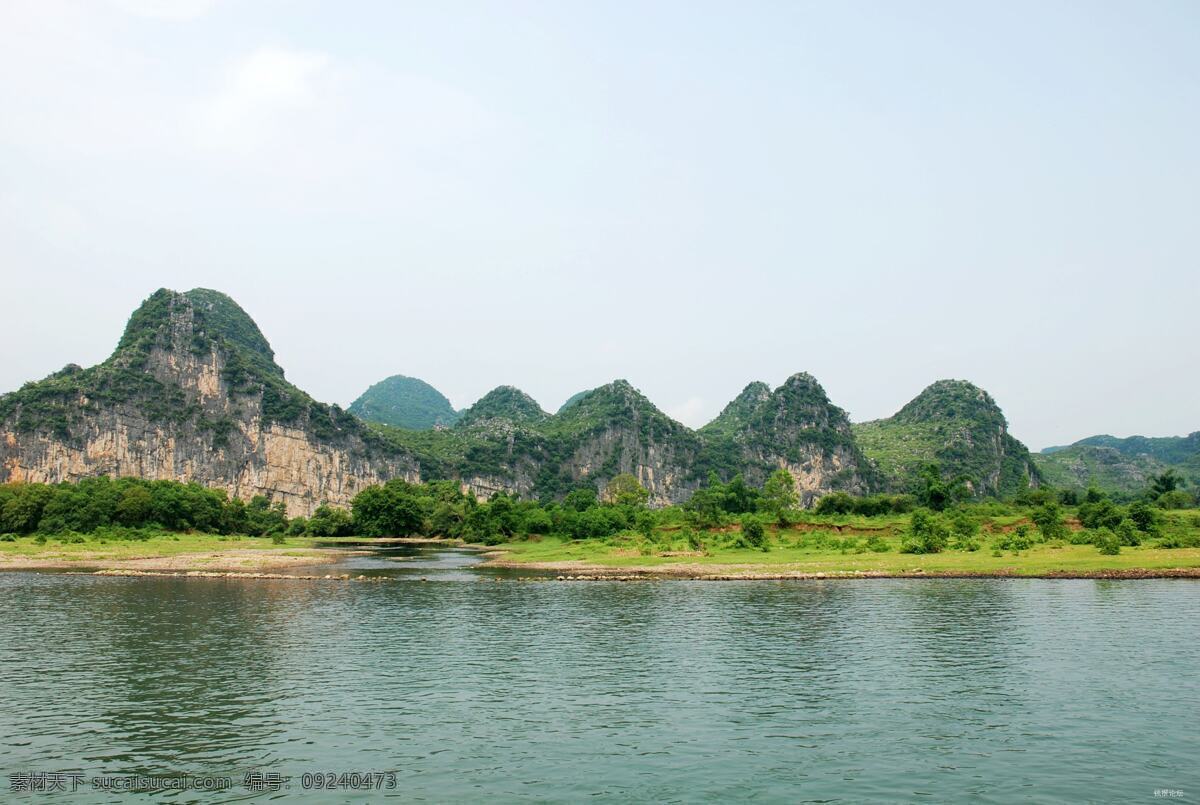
3;288;1060;512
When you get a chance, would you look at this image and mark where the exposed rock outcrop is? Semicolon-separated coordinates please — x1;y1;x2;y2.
3;289;1051;511
0;289;418;515
699;373;876;505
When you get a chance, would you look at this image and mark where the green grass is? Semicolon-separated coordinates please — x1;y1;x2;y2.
492;510;1200;576
0;532;313;563
493;534;1200;575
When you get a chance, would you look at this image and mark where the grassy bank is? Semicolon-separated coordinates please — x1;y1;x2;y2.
0;532;341;571
485;510;1200;578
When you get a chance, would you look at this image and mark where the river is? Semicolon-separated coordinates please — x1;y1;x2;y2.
1;545;1196;802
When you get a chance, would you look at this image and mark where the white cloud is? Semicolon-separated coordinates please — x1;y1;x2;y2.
195;47;332;153
108;0;219;20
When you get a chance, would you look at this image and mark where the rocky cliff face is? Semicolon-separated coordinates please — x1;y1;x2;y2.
545;380;702;505
852;379;1039;497
699;374;876;505
406;380;703;505
0;289;418;515
4;289;1050;512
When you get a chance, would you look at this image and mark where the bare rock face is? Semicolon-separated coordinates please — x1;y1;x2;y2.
431;380;702;505
0;289;418;515
7;288;1023;514
699;374;876;505
543;380;702;505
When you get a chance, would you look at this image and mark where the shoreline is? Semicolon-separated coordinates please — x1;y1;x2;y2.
0;547;359;573
2;537;1198;581
0;536;488;575
480;550;1200;581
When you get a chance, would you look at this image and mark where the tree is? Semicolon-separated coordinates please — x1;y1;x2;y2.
352;483;423;537
603;473;649;508
522;508;553;535
1148;470;1182;500
814;492;855;515
1030;502;1067;541
760;469;798;520
307;504;353;537
721;474;760;514
0;484;54;535
563;487;598;512
914;464;968;512
683;485;726;529
1127;500;1159;535
901;509;949;554
115;485;153;526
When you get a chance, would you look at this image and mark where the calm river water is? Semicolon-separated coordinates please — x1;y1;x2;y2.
0;546;1196;802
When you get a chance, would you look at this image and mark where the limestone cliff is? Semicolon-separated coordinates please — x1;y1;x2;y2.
0;289;418;515
698;374;876;505
4;289;1044;512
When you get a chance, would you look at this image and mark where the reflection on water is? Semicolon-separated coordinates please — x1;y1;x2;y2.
0;552;1197;802
303;542;490;580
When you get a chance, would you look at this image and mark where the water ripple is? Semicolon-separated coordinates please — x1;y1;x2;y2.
0;568;1197;802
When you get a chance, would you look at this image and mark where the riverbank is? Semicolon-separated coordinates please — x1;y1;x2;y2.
0;533;352;572
5;531;1200;580
483;536;1200;579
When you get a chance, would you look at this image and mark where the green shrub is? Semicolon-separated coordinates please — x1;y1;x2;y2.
1078;497;1124;531
1158;532;1200;549
865;534;890;553
1094;528;1121;555
901;509;949;554
995;525;1035;552
1066;528;1094;545
1156;490;1194;510
1127;501;1160;535
743;518;767;551
1115;518;1141;547
948;509;980;539
1030;502;1068;542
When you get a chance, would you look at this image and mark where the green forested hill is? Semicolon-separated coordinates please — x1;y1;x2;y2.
852;380;1039;498
457;386;548;428
348;375;460;430
8;287;1178;510
0;288;365;442
1034;432;1200;497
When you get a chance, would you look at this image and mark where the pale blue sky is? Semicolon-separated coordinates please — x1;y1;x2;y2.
2;0;1197;450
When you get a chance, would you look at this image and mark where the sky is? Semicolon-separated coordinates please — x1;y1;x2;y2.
1;0;1197;451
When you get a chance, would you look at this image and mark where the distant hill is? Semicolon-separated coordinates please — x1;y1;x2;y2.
1033;432;1200;497
852;380;1040;497
457;386;548;428
556;389;592;414
349;375;460;430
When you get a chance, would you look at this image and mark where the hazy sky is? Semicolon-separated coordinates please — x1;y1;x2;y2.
2;1;1197;450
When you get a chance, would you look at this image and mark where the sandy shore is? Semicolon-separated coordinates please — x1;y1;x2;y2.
0;547;354;573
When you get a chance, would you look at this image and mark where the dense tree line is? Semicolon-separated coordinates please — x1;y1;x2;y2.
0;477;288;538
2;465;1196;555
